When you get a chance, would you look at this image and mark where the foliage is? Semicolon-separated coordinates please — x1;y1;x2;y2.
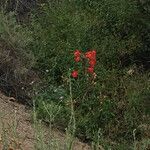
29;0;150;141
0;0;150;148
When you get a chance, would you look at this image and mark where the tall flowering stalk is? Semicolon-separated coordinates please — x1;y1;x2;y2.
85;50;96;74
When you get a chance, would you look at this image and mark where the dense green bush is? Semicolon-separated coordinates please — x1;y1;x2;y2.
28;0;150;145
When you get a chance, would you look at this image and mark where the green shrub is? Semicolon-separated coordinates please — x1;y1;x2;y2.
27;0;150;146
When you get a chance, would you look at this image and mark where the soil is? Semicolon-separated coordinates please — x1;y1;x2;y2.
0;92;91;150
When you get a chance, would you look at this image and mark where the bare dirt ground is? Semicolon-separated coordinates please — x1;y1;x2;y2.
0;92;91;150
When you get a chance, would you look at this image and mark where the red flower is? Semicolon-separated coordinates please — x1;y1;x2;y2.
87;67;94;73
85;51;93;59
89;59;96;67
74;56;80;62
72;49;96;76
85;50;96;60
71;70;78;78
74;50;81;62
74;50;81;57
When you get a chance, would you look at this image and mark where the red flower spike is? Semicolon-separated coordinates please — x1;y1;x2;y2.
72;49;96;76
87;67;94;73
71;70;78;78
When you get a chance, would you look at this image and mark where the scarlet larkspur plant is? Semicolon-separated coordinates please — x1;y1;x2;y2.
71;49;96;78
71;70;78;78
